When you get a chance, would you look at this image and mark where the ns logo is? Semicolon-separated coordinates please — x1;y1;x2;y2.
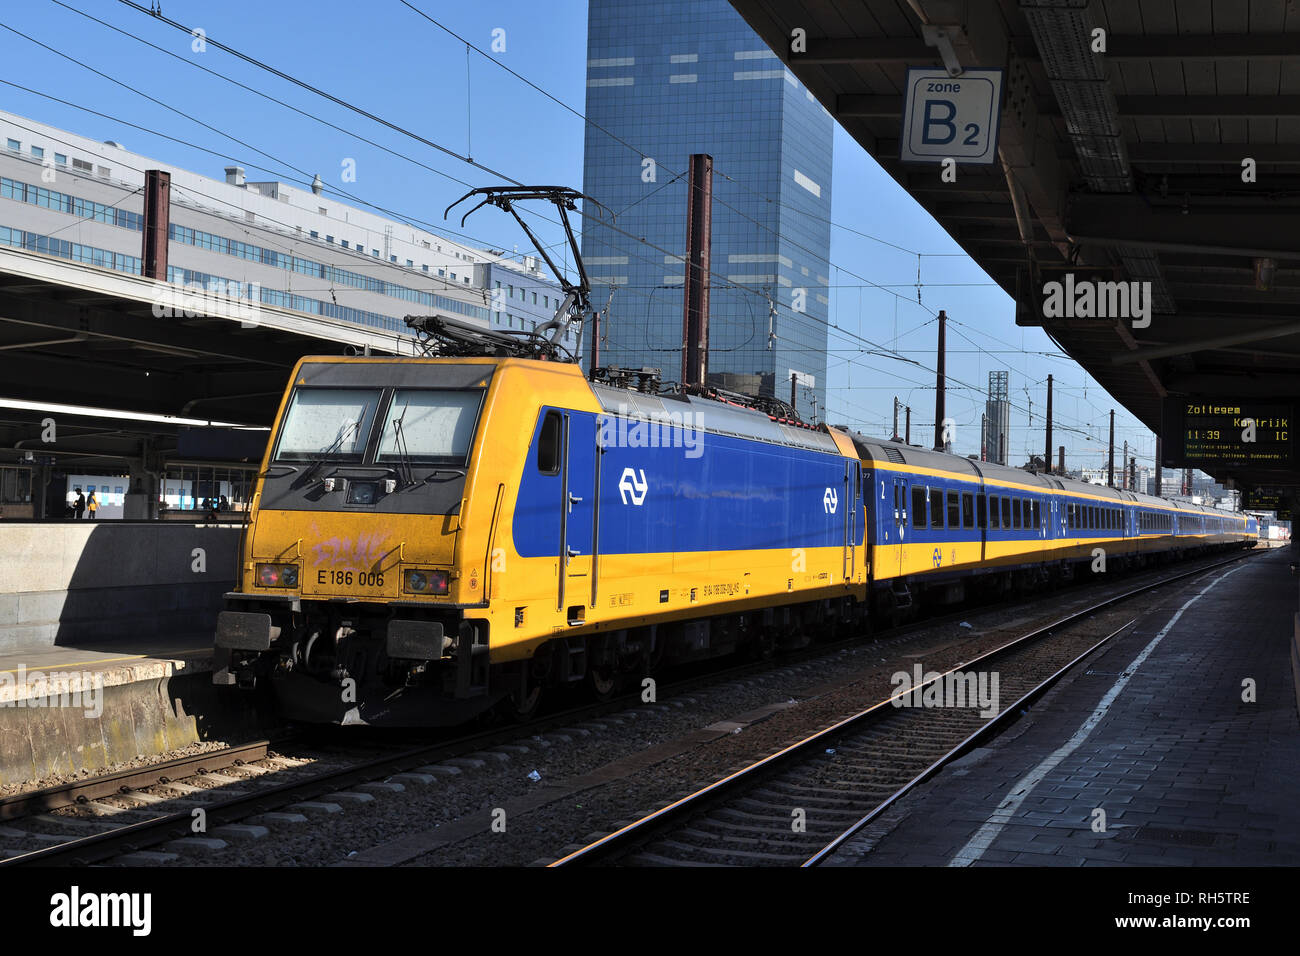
823;488;838;514
618;468;648;506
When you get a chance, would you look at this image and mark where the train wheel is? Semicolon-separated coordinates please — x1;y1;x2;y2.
507;685;544;722
587;666;618;701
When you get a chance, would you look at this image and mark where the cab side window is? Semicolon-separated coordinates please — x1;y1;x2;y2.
537;411;562;474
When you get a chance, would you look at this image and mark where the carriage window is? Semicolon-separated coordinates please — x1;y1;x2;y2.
976;493;987;529
930;488;944;528
1012;498;1021;529
1022;499;1031;528
988;495;999;528
912;487;927;528
1002;497;1012;528
1033;501;1041;527
962;492;974;528
947;491;960;528
536;411;561;474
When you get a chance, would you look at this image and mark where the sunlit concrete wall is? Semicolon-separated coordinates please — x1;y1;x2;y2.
0;522;240;651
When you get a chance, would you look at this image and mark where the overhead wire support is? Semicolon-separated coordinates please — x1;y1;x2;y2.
434;185;610;360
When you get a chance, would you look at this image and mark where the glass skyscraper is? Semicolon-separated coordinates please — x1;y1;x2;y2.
581;0;833;420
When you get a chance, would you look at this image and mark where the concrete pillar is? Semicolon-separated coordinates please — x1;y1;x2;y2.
123;444;162;519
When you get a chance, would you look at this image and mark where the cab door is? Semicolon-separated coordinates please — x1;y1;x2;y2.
559;411;595;622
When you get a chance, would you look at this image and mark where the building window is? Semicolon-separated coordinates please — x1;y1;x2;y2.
532;291;537;304
341;240;349;248
372;249;379;257
30;146;43;160
54;153;67;165
5;139;18;152
450;272;456;280
318;206;327;215
508;285;514;298
96;166;111;178
438;268;445;276
326;235;334;243
422;264;428;272
310;230;319;239
72;158;92;173
406;259;413;267
390;255;397;263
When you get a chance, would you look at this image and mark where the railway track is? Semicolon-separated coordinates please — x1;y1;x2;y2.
0;548;1255;866
548;550;1257;867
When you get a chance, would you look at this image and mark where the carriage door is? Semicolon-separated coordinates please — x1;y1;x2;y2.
892;476;909;578
843;462;859;580
559;412;596;622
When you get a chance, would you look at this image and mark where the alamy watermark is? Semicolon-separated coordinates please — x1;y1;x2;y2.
891;663;1000;718
0;666;104;719
1042;273;1151;329
599;404;704;459
151;279;262;328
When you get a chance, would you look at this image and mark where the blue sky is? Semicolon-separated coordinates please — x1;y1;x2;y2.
0;0;1161;472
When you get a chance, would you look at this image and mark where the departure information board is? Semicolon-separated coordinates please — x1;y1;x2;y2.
1242;488;1282;512
1162;398;1294;469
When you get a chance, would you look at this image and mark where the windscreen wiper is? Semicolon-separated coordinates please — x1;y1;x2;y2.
390;406;415;487
301;420;360;483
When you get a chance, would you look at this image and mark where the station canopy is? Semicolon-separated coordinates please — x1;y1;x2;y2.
730;0;1300;499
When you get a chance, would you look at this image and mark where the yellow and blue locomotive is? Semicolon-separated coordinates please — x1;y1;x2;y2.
213;347;867;724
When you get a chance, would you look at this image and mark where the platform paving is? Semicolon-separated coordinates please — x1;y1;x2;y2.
826;548;1300;867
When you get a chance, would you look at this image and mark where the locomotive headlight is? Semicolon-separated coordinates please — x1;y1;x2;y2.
256;563;300;588
403;568;450;594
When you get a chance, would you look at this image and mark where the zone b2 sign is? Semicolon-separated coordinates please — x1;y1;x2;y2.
900;68;1003;165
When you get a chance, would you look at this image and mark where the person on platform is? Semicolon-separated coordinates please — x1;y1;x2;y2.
87;491;99;520
73;491;85;520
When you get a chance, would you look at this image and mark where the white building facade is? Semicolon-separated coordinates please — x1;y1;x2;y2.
0;110;570;348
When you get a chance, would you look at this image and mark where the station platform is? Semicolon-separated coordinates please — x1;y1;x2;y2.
828;546;1300;867
0;632;263;790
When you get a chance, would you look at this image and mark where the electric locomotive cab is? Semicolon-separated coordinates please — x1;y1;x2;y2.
213;356;502;725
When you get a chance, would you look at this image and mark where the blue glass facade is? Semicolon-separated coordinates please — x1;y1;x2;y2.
581;0;833;419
